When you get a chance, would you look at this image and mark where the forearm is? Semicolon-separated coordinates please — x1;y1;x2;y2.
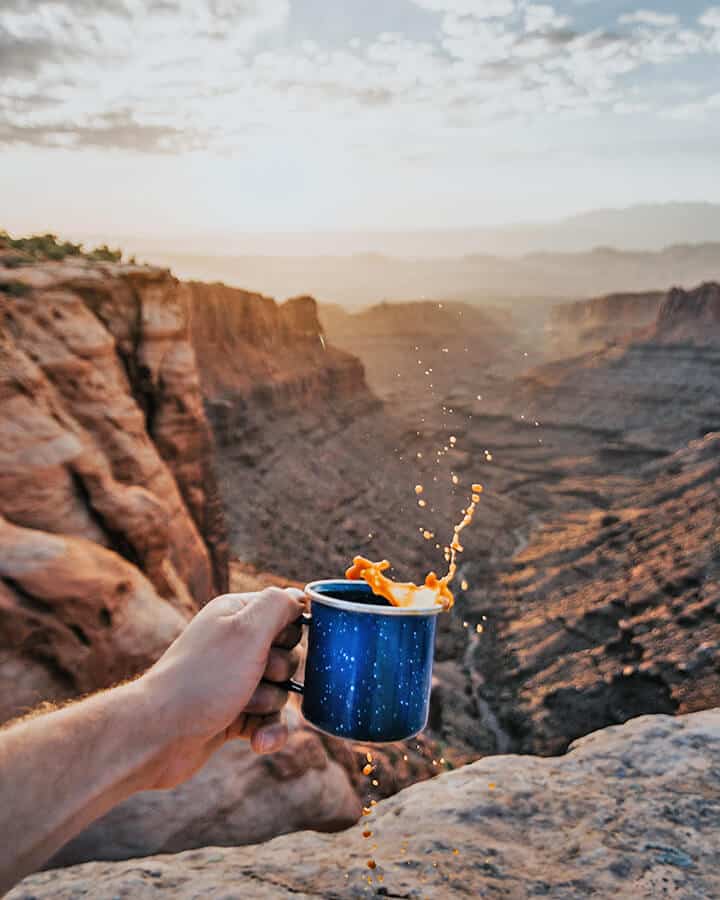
0;679;168;895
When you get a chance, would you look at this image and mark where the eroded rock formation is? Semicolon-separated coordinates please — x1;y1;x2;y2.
188;281;374;417
482;433;720;754
655;281;720;344
550;289;664;354
0;258;229;717
11;709;720;899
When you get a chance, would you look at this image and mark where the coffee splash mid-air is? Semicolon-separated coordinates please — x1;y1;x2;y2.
346;483;483;611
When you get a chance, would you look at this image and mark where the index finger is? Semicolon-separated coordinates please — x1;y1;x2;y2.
238;587;305;644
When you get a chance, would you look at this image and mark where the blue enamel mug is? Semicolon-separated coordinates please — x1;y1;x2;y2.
283;579;440;743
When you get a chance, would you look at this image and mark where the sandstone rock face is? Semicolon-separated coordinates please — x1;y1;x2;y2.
47;702;453;869
187;282;372;412
655;282;720;344
11;710;720;899
0;516;187;716
0;258;229;716
550;290;664;353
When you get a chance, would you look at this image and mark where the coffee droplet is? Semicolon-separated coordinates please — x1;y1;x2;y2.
461;579;469;591
344;481;484;611
363;830;372;838
366;752;373;763
362;764;373;776
367;860;377;870
362;807;372;816
372;779;379;786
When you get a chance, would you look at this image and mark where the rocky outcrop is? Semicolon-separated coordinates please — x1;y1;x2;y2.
187;281;374;415
46;694;453;868
655;282;720;344
11;709;720;899
0;258;230;716
551;283;720;355
550;290;664;353
47;711;362;868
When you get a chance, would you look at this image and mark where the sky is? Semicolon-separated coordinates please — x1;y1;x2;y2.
2;0;720;238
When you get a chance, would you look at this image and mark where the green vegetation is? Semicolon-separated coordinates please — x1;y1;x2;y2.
0;230;123;263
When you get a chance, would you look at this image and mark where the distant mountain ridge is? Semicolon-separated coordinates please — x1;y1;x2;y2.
148;241;720;308
80;202;720;261
481;202;720;256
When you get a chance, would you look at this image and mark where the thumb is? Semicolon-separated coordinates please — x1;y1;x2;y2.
238;587;305;644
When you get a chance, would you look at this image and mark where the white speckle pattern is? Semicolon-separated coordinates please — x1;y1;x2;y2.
301;585;436;742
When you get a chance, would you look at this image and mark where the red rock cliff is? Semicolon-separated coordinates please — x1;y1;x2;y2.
187;282;377;444
0;257;228;719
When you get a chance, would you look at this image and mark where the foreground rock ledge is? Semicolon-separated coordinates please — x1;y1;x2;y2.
11;710;719;899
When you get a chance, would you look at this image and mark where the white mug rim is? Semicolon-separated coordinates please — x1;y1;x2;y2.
304;579;444;617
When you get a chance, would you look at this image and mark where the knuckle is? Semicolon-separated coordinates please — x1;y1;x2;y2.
260;586;291;604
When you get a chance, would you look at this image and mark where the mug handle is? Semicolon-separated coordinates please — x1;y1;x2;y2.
274;611;311;696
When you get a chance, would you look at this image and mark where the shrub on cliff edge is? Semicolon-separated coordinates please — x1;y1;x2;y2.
0;231;122;263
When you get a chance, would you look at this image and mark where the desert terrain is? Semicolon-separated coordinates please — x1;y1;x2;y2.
1;234;718;894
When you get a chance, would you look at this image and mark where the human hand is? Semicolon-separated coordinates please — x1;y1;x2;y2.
138;587;305;789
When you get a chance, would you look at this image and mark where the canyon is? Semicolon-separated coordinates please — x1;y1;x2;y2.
0;246;446;866
1;236;719;895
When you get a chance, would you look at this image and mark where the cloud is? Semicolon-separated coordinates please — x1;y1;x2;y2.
411;0;515;16
0;0;718;158
0;110;192;152
619;10;679;27
699;7;720;29
525;4;571;32
663;91;720;120
0;28;74;77
0;0;290;150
